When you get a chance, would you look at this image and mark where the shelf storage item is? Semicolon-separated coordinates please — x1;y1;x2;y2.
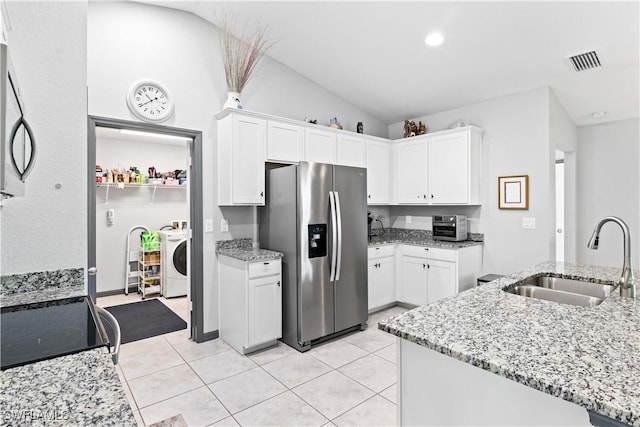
138;231;162;299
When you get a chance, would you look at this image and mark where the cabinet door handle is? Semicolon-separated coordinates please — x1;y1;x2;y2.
424;247;429;251
277;280;280;287
368;194;371;199
260;191;264;197
427;264;431;269
423;194;427;199
431;194;434;199
423;263;426;269
263;262;270;265
375;247;380;250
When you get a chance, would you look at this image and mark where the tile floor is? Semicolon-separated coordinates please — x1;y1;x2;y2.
97;293;407;427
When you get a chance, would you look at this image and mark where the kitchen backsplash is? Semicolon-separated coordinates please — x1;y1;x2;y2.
370;227;483;242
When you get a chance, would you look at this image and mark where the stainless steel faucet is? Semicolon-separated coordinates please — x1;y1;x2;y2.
587;216;636;298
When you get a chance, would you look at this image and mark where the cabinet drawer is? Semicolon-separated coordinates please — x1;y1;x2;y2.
368;245;394;259
402;245;456;262
248;259;281;278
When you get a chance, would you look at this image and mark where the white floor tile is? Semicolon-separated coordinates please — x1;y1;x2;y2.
343;327;396;353
119;335;171;360
292;371;374;420
164;328;191;346
189;350;257;384
233;391;328;427
309;340;368;369
119;346;185;380
128;364;203;408
208;416;240;426
373;344;397;364
208;367;287;414
116;366;138;412
262;352;332;389
379;384;397;404
338;354;396;393
139;386;229;427
132;410;144;427
247;341;298;366
333;395;397;427
171;338;231;362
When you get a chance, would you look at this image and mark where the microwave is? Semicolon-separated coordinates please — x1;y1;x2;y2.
433;215;467;241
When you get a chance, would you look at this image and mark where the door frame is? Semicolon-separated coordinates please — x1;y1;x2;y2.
87;116;205;342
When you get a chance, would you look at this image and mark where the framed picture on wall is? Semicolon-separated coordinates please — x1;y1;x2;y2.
498;175;529;210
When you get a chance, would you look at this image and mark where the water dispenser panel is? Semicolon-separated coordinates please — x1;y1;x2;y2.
308;224;327;258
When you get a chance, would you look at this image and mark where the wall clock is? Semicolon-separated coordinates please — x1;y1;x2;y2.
126;79;174;122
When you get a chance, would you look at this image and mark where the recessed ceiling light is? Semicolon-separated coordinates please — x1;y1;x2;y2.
591;111;607;119
425;32;444;47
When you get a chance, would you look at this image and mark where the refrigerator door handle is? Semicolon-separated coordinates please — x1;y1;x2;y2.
334;191;343;281
329;191;338;282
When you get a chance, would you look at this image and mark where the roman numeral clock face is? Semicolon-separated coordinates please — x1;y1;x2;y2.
126;80;174;122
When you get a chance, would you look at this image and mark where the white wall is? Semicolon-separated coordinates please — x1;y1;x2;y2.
549;90;578;262
388;88;555;275
87;1;388;334
576;118;639;269
1;2;87;275
95;135;187;293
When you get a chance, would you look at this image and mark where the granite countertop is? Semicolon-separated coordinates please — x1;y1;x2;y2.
216;238;283;262
368;228;483;249
1;348;136;426
0;268;136;426
379;261;640;426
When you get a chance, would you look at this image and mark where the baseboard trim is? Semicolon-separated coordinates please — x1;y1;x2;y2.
196;330;219;343
96;286;137;298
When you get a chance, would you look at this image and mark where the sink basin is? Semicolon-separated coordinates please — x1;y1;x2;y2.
504;276;616;307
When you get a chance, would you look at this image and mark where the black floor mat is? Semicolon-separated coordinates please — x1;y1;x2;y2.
103;299;187;345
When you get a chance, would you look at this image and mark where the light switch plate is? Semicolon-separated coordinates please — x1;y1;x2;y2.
406;215;412;224
220;219;229;232
205;219;214;233
522;217;536;229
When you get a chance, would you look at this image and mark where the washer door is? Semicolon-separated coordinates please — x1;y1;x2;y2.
173;240;188;276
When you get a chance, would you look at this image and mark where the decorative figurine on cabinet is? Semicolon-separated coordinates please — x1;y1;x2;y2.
418;121;427;135
357;122;364;134
329;117;343;129
403;120;422;138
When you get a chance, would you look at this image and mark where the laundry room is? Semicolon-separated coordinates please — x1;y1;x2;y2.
94;126;190;310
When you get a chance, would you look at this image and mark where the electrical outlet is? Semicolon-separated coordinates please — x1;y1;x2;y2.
205;219;214;233
406;215;412;224
220;219;229;232
522;217;536;229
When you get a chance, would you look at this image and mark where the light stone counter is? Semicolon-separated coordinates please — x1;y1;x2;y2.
379;261;640;426
0;268;136;426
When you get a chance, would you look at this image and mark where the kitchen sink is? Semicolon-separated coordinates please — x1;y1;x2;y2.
503;276;616;307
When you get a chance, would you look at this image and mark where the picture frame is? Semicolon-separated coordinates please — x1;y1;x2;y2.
498;175;529;210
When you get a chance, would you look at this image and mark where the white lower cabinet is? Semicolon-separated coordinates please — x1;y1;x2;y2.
218;255;282;354
397;244;482;306
368;245;395;311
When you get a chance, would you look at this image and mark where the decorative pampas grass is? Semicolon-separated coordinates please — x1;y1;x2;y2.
218;15;274;93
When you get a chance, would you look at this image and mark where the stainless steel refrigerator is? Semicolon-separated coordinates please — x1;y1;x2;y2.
259;162;368;352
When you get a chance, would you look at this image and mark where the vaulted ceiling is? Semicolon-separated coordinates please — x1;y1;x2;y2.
135;1;639;126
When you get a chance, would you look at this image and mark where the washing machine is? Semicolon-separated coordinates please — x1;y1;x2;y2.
159;230;188;298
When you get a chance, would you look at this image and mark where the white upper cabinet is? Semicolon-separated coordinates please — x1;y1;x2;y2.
366;139;391;204
427;128;482;204
336;134;366;167
217;112;266;205
266;121;304;163
304;128;336;164
394;126;483;205
395;139;429;204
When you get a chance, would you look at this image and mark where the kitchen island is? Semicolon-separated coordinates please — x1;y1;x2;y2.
0;269;136;426
379;262;639;426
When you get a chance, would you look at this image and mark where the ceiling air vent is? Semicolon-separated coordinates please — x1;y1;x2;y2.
566;50;602;72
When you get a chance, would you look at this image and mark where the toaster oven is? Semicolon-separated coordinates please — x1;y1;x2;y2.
433;215;467;241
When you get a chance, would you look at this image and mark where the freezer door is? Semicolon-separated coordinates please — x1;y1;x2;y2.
298;162;335;344
333;165;368;332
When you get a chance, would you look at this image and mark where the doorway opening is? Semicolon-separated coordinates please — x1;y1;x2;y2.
555;150;565;262
88;116;204;342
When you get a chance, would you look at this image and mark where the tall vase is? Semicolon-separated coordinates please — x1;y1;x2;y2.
223;91;243;110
